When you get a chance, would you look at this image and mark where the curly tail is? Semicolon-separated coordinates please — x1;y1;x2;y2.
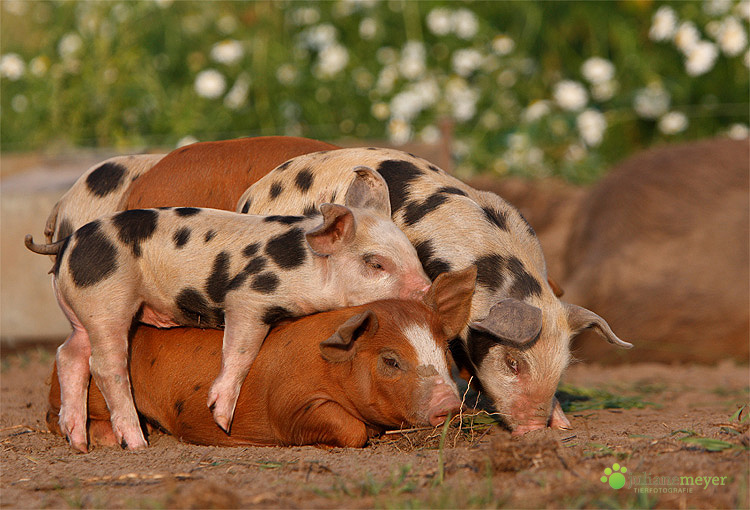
25;234;66;255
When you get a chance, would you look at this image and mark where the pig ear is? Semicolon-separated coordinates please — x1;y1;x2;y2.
320;310;379;363
468;299;543;346
566;304;633;349
344;166;392;218
424;266;477;339
547;277;564;297
305;203;356;256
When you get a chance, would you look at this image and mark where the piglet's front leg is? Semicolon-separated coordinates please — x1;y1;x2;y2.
207;315;270;433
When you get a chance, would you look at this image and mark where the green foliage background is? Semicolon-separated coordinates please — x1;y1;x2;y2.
1;0;748;182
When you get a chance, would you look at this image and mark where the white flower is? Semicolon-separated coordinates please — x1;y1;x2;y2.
497;69;517;88
153;0;173;8
388;118;412;145
446;78;479;122
11;94;28;112
315;43;349;78
176;135;198;148
276;64;297;85
674;22;701;54
389;79;438;121
419;125;441;144
523;100;551;122
650;6;678;41
454;9;479;39
2;0;27;16
553;80;588;111
727;123;749;139
581;57;615;85
302;24;337;51
736;1;750;21
371;102;390;120
194;69;226;99
633;85;670;119
492;35;515;56
376;64;399;94
29;56;49;77
576;109;607;147
704;0;732;16
0;53;25;80
291;7;320;26
452;48;483;77
399;41;426;80
564;143;587;163
224;73;250;110
359;18;377;39
685;41;719;75
591;80;618;102
658;111;688;135
58;33;82;58
426;8;452;36
716;16;747;56
210;40;244;65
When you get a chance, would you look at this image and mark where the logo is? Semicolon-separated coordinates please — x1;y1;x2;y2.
601;463;627;490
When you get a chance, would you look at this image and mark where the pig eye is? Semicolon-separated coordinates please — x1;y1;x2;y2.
363;254;385;271
383;356;400;369
506;356;519;374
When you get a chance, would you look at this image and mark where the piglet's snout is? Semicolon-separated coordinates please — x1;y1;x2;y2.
399;275;431;300
426;377;461;426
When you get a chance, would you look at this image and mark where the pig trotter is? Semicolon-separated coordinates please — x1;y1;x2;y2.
206;382;241;433
59;410;88;453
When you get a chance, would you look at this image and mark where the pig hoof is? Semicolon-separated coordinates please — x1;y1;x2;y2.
66;435;89;454
213;414;231;434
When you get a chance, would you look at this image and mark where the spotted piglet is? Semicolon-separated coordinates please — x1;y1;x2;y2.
25;167;430;452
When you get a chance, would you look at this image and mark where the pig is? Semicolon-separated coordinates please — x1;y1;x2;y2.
44;154;166;251
26;167;431;452
235;148;632;435
126;136;339;210
45;268;476;449
561;137;749;363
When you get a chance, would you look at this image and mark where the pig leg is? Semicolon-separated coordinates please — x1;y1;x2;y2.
53;282;92;452
87;324;147;450
207;314;269;432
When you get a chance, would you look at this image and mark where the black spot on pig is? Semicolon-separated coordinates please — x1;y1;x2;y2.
242;256;267;275
483;207;508;231
175;288;223;327
295;168;314;192
465;328;502;368
206;252;231;303
507;257;542;299
263;215;304;225
85;162;126;197
262;306;295;325
113;209;158;257
402;193;448;226
57;218;74;241
193;384;202;392
240;200;250;214
428;164;442;173
173;227;191;248
204;230;216;243
518;212;536;237
252;272;280;294
376;160;422;212
414;240;451;280
438;186;466;197
276;160;292;171
303;204;318;217
175;207;200;217
269;182;284;200
69;220;118;287
265;227;307;269
475;254;506;292
242;242;260;257
174;400;184;415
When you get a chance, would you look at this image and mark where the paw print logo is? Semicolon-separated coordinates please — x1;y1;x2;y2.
601;463;627;489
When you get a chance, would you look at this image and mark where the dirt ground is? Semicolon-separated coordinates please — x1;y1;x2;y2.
1;347;748;510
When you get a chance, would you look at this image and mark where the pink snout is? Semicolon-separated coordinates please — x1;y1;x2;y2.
400;280;431;300
511;421;547;437
427;380;462;426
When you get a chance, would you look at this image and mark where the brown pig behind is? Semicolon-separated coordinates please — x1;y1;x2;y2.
47;268;476;449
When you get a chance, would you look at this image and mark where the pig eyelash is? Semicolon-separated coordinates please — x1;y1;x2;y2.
382;356;400;369
363;254;384;271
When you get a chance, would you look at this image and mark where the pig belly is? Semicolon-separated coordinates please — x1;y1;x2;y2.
140;305;181;328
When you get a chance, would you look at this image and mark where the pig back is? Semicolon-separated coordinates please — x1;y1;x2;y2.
126;137;339;210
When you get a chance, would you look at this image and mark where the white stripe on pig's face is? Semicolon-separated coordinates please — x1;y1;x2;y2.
401;323;454;386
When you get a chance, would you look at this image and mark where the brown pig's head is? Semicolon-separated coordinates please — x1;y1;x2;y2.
319;266;477;431
461;283;633;435
305;166;430;304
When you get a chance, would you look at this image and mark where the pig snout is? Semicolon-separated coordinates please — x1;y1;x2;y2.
511;421;547;437
399;272;432;300
427;378;462;426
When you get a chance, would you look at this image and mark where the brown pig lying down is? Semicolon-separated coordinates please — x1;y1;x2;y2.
46;268;475;450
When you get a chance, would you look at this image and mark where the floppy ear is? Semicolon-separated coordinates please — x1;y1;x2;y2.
424;266;477;339
305;203;355;256
344;166;392;218
320;311;379;363
566;304;633;348
469;298;543;346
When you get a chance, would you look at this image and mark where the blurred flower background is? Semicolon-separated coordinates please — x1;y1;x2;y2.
1;0;748;182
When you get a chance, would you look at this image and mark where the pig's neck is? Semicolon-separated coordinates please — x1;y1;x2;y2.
293;254;350;314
